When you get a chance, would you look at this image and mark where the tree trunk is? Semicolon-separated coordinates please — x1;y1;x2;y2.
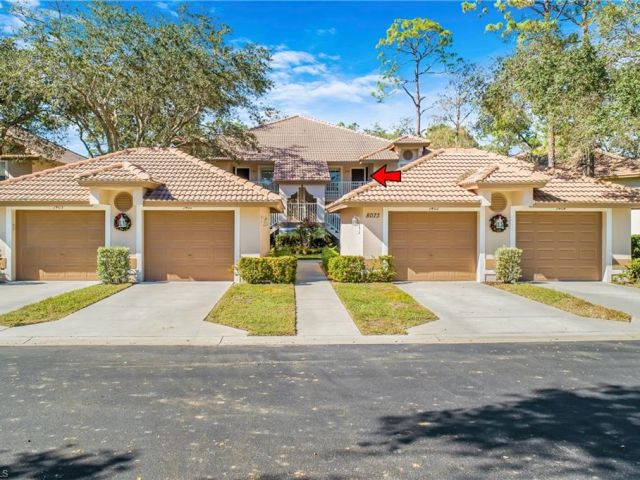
547;122;556;168
415;61;421;137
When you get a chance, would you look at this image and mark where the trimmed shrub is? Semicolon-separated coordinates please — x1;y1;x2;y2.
97;247;130;284
623;258;640;283
632;235;640;259
494;246;523;283
237;256;297;284
328;255;365;283
321;246;339;270
366;255;396;282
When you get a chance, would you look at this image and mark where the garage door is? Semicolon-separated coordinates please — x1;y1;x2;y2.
517;212;602;281
144;211;234;281
389;211;477;281
16;210;105;280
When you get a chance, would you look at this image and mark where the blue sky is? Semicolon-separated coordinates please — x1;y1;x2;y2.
1;1;514;154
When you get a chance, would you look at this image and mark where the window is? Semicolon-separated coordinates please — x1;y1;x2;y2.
351;168;367;182
234;167;250;180
0;161;7;181
402;150;414;161
259;168;273;182
330;169;342;183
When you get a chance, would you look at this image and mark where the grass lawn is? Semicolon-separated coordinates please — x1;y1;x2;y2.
490;282;631;322
0;283;131;327
206;284;296;335
332;282;438;335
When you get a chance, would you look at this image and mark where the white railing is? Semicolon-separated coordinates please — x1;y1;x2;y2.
270;212;282;227
325;213;341;236
257;180;279;192
325;181;367;201
287;202;318;222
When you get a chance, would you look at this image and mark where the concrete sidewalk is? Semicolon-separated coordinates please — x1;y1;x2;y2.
295;260;361;336
0;281;97;316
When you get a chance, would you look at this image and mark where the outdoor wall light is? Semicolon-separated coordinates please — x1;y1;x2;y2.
351;216;361;233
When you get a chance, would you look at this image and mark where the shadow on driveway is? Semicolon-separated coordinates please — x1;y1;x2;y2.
357;384;640;478
1;444;137;479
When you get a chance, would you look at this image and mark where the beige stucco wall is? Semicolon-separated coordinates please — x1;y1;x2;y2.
339;207;363;256
608;178;640;234
240;206;270;257
612;208;632;270
0;206;6;257
6;161;32;178
362;206;384;258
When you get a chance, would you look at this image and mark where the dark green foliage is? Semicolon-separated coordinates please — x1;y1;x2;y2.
365;255;396;282
321;247;339;271
96;247;130;284
631;235;640;259
327;256;365;283
237;256;297;284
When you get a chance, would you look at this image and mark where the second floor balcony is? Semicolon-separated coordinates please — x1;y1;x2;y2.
325;181;367;202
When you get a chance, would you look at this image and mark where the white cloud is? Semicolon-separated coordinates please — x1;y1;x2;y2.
155;1;178;18
0;12;23;34
271;50;318;70
292;64;328;75
6;0;39;7
315;27;337;36
318;52;341;61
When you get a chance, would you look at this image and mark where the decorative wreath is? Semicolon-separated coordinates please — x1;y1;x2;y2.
490;214;508;233
114;213;132;231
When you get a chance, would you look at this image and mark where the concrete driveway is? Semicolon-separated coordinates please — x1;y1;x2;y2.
541;282;640;321
0;281;97;316
398;281;640;339
0;282;246;339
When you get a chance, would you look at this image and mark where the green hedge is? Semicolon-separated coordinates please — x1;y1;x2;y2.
97;247;130;284
237;256;297;284
632;235;640;259
495;246;523;283
321;246;339;270
366;255;396;282
328;256;365;282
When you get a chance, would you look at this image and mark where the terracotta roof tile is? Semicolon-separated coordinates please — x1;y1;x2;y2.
0;148;282;206
274;156;330;183
4;127;85;164
593;150;640;178
75;161;160;185
241;115;393;163
391;135;430;146
458;161;549;187
327;148;640;209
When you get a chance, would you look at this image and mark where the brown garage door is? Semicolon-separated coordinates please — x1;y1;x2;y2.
144;211;234;281
389;211;477;281
517;212;602;281
16;210;105;281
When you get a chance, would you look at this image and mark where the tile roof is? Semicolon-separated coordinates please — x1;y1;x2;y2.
391;135;431;146
75;161;160;186
358;144;399;162
327;148;640;210
4;127;85;164
236;115;397;181
593;150;640;178
0;148;283;207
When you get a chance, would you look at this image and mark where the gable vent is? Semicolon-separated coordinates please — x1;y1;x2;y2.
490;192;508;213
114;192;133;212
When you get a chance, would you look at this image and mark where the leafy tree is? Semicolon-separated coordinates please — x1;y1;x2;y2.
425;123;478;148
0;39;60;154
363;118;413;139
337;121;360;131
374;18;455;136
433;62;483;147
15;1;271;157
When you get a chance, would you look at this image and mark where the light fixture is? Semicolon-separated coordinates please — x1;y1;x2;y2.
351;216;360;227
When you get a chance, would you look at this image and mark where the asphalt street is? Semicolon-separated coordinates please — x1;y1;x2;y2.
0;342;639;480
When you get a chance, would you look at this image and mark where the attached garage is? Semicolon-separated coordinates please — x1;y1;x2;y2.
16;210;105;281
389;211;477;281
144;210;235;281
517;212;602;281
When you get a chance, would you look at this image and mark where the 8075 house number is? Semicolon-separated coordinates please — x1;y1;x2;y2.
365;212;380;219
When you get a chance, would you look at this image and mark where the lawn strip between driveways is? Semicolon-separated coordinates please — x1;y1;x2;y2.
206;284;296;336
490;282;631;322
332;282;438;335
0;283;132;327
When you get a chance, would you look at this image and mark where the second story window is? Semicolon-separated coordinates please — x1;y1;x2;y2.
0;161;7;181
260;168;273;183
330;169;341;183
234;167;250;180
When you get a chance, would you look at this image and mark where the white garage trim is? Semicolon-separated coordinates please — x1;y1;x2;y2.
381;206;483;280
141;206;241;281
512;206;613;282
4;205;110;282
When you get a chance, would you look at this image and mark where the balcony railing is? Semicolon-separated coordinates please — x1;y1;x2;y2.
256;179;279;192
325;213;341;236
325;181;367;201
287;202;317;222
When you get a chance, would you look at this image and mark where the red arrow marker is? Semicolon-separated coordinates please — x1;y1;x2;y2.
371;165;402;187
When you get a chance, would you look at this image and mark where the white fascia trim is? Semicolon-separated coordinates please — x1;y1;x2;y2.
511;206;612;282
141;206;240;211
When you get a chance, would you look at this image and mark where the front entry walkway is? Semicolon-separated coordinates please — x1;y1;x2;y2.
295;260;361;336
0;282;246;340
